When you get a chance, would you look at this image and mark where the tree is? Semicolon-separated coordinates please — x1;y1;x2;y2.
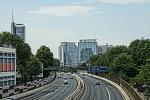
36;45;53;77
106;46;128;66
53;58;60;66
128;39;150;67
134;59;150;99
28;56;42;80
112;53;137;79
90;46;128;67
90;55;100;66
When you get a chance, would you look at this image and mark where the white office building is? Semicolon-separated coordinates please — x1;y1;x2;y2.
0;47;16;87
98;44;113;54
59;42;78;67
78;39;98;64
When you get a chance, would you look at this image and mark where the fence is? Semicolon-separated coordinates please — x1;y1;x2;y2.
99;73;143;100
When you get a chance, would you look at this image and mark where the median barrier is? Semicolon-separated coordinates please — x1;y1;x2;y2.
2;87;9;98
0;87;3;99
65;74;85;100
19;84;24;93
8;85;14;96
23;83;28;92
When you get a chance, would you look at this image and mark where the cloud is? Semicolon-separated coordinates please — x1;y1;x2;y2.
81;0;149;5
28;5;101;16
100;0;148;4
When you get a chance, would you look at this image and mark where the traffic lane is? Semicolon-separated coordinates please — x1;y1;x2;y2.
41;73;77;100
21;74;62;100
82;76;95;100
95;84;109;100
50;78;77;100
107;85;124;100
93;76;124;100
84;76;110;100
84;75;124;100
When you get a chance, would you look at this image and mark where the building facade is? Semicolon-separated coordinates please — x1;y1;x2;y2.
0;47;16;87
59;42;78;67
98;44;113;54
78;39;98;64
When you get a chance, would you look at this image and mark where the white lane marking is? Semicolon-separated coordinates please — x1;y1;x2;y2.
105;87;112;100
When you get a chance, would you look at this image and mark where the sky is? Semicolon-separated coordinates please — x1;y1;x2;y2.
0;0;150;58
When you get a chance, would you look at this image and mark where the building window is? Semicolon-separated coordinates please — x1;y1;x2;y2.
11;80;14;85
12;76;15;79
12;54;15;57
7;76;11;79
4;53;7;57
0;82;3;87
12;59;15;71
8;59;11;72
0;77;3;80
8;80;11;86
3;58;7;72
8;53;11;57
0;53;3;57
4;76;7;80
4;81;7;86
0;58;3;72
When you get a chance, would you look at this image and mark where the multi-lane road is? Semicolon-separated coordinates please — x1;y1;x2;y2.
21;73;77;100
20;73;125;100
81;74;124;100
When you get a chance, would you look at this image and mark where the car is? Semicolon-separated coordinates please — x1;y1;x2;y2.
95;80;102;85
6;97;14;100
63;77;67;79
63;79;68;84
69;76;73;79
58;76;62;78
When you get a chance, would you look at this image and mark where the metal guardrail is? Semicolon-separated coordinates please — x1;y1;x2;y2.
65;74;85;100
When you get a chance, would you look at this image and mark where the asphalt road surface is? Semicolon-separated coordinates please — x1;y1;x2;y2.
20;73;77;100
81;74;124;100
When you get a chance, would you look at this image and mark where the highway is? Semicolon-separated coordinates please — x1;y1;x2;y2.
81;74;124;100
20;73;77;100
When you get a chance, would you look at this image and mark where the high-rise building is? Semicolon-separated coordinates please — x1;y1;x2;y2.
11;12;25;41
78;39;98;64
0;47;16;87
98;44;113;54
59;42;78;67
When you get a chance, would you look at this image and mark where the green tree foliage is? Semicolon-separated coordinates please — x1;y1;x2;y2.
112;53;137;79
128;39;150;66
90;46;128;66
53;58;60;66
134;59;150;98
106;46;128;66
90;55;100;66
36;45;53;77
27;56;42;80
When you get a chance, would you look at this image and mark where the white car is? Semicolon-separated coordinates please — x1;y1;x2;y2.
63;79;68;84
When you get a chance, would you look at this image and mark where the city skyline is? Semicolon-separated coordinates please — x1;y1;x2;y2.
0;0;150;58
